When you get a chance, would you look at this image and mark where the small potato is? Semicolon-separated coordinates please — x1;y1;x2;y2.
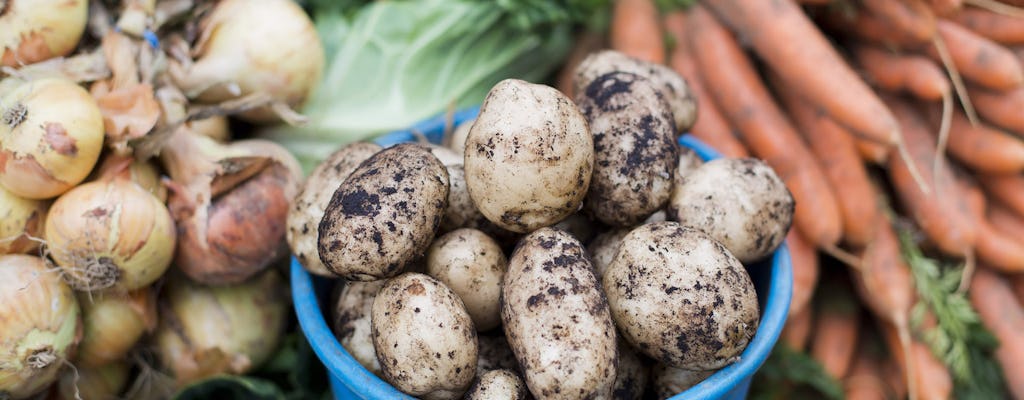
429;144;464;167
613;337;651;400
318;143;449;281
650;364;715;399
574;50;698;132
426;228;507;332
332;280;386;376
502;228;617;399
464;369;529;400
668;158;794;263
445;118;476;157
287;142;381;277
436;156;518;245
372;273;478;399
577;71;678;227
476;334;520;375
674;146;704;186
586;228;630;280
465;79;594;233
603;222;759;371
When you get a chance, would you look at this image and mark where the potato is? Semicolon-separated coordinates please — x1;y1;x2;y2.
476;334;520;375
371;272;478;399
464;369;529;400
668;158;794;263
318;143;449;281
574;50;698;132
613;337;651;400
650;364;714;399
426;228;507;332
603;222;759;371
428;144;464;167
464;79;594;233
445;118;476;157
288;142;381;277
433;150;518;245
551;212;598;244
502;228;617;399
586;228;630;280
577;71;678;227
674;146;704;186
332;280;386;376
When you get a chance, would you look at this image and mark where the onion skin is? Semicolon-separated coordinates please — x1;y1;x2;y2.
0;254;82;400
56;360;129;400
0;185;48;255
0;0;88;67
155;270;288;387
185;116;231;143
75;289;153;367
0;78;104;200
91;154;168;203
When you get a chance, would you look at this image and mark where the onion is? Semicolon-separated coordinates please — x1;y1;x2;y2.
44;172;176;292
91;153;168;203
170;0;324;123
0;184;48;255
0;78;104;200
56;360;129;400
154;269;288;386
75;288;155;367
185;116;230;143
0;254;81;400
0;0;88;67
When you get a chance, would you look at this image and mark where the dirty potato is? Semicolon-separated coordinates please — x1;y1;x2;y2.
464;369;529;400
288;142;381;277
577;71;678;227
603;222;759;371
371;273;478;399
613;337;651;400
332;280;386;376
501;228;617;399
426;228;507;332
318;143;449;281
587;228;631;280
668;158;794;263
476;333;520;375
674;146;704;186
445;118;476;157
464;79;594;233
650;364;715;399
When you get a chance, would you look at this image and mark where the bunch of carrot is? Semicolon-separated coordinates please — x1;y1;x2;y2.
559;0;1024;398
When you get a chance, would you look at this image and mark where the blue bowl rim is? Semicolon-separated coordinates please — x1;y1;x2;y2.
290;107;794;400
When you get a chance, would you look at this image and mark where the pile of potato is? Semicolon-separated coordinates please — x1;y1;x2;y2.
288;50;795;399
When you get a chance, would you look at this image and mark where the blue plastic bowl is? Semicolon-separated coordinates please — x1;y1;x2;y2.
291;107;793;400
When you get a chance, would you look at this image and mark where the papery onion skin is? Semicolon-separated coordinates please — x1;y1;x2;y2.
185;116;231;143
0;0;88;67
56;360;129;400
0;254;82;400
44;177;176;292
154;270;288;387
0;185;48;255
91;154;168;203
174;0;324;123
0;78;104;200
75;289;152;367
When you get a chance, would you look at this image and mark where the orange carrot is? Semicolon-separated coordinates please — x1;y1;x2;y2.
952;6;1024;44
926;20;1024;90
781;307;814;351
988;199;1024;238
962;177;1024;272
968;84;1024;136
556;31;606;97
810;277;861;379
853;136;892;165
1012;274;1024;306
788;229;820;317
820;7;931;48
920;104;1024;173
688;5;844;248
663;11;750;158
610;0;665;65
860;0;938;43
969;267;1024;400
775;76;880;248
879;320;954;400
844;346;891;400
852;45;951;101
928;0;964;15
978;173;1024;216
880;354;909;400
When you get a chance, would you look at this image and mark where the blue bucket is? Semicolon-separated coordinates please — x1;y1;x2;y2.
291;107;794;400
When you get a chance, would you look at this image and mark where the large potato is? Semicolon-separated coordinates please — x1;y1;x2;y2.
502;228;617;399
371;273;478;399
318;143;449;281
464;79;594;233
288;142;381;277
332;280;386;376
603;222;759;371
577;71;678;227
668;158;794;263
426;228;507;332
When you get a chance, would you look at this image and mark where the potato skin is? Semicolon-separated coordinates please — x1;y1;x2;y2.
465;79;594;233
332;280;386;376
476;334;520;376
577;71;678;227
587;228;631;280
464;369;529;400
501;227;617;399
650;364;714;399
426;228;507;332
318;143;449;281
603;222;759;371
288;142;381;277
371;273;478;399
668;158;794;263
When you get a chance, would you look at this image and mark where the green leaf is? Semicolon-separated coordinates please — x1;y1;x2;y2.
172;376;286;400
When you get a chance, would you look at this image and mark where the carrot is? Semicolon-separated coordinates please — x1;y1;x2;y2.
1012;274;1024;306
967;84;1024;136
853;136;892;165
988;199;1024;238
883;95;977;257
951;6;1024;44
787;229;820;317
962;176;1024;272
781;306;814;351
928;0;964;15
556;31;606;97
860;0;938;43
852;45;950;101
610;0;665;65
920;104;1024;174
880;354;909;400
810;276;861;379
879;319;954;400
819;7;932;47
844;346;891;400
688;5;844;248
977;173;1024;216
969;267;1024;400
774;77;879;248
663;11;750;158
925;20;1024;90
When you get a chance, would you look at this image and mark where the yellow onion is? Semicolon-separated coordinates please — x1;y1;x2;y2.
154;270;288;387
91;153;167;203
0;184;48;255
56;360;129;400
185;116;231;143
44;174;176;292
75;288;155;367
0;78;104;200
0;0;88;67
0;254;81;400
170;0;324;123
